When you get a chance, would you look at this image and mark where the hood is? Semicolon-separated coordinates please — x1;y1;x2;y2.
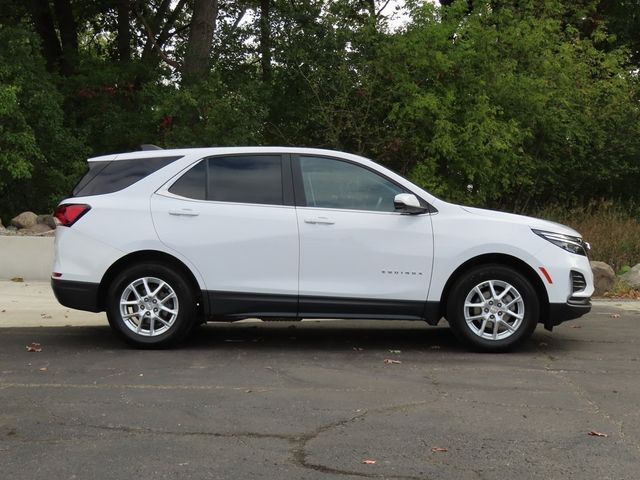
459;206;582;237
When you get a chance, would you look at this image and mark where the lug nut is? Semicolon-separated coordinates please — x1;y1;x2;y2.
498;312;503;316
484;308;489;313
145;311;150;316
153;299;157;304
140;305;145;309
497;303;502;307
490;315;495;319
489;301;493;305
153;308;158;312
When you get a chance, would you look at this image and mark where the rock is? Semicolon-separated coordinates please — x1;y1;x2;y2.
0;217;4;231
37;214;57;229
590;261;616;296
21;223;54;235
621;263;640;289
10;211;38;229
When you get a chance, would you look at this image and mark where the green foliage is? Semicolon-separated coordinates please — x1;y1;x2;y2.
0;0;639;223
0;26;87;222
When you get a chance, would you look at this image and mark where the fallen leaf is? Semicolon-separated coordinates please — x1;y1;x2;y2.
362;459;377;465
539;342;548;347
383;359;402;364
353;347;364;351
588;431;608;438
610;314;620;319
10;277;24;282
388;349;401;354
430;345;441;350
39;367;48;372
571;325;582;329
431;447;448;452
26;343;42;353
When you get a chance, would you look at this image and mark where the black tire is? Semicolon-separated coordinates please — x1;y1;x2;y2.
106;262;196;348
446;264;539;352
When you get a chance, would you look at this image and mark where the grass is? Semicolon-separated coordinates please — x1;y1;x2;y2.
533;200;640;273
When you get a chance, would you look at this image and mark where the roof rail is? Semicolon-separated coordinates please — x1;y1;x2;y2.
140;144;163;151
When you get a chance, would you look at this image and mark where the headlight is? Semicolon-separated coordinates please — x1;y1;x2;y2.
532;229;590;256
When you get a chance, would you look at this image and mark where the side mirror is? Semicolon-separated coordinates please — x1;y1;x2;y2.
394;193;428;214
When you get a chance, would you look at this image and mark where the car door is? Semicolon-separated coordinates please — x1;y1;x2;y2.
293;155;434;319
151;154;299;318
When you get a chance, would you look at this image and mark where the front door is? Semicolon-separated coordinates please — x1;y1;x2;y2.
294;155;434;319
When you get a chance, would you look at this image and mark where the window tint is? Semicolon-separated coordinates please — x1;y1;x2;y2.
73;156;182;197
168;160;206;200
208;156;283;205
299;156;405;212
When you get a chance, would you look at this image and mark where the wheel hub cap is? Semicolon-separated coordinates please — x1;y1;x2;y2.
463;280;525;341
119;276;179;337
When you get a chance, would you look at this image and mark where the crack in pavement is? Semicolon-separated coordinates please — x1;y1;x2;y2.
41;400;486;480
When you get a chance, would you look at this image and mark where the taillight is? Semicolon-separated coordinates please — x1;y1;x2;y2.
54;204;91;227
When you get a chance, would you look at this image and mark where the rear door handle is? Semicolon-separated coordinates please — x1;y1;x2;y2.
304;216;335;225
169;208;199;217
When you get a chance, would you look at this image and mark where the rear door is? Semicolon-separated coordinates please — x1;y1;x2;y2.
151;154;299;318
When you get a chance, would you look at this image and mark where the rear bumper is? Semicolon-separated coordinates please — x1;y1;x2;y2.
545;297;591;329
51;278;101;312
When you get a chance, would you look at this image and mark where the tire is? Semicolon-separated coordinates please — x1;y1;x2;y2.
106;262;196;348
446;264;539;352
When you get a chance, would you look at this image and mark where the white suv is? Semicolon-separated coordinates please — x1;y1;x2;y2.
51;147;594;351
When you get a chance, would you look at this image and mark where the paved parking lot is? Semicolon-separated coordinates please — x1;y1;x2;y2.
1;282;639;479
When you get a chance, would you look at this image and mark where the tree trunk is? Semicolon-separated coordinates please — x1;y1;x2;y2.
183;0;218;85
259;0;272;83
117;0;131;62
52;0;78;73
27;0;63;72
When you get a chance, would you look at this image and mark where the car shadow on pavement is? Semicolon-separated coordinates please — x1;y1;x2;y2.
1;321;563;354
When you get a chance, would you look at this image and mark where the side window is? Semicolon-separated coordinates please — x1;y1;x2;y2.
168;160;206;200
208;155;283;205
73;156;182;197
299;156;405;212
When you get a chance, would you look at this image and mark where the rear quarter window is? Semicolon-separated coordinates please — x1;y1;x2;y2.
73;156;182;197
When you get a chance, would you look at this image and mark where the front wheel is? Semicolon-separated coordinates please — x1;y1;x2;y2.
106;262;196;348
446;264;539;352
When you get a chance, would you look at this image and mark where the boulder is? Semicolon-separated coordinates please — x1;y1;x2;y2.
37;214;57;229
21;223;54;235
10;211;38;229
621;263;640;289
590;261;615;296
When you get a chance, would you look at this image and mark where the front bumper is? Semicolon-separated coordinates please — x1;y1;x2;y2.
51;278;101;312
545;297;591;330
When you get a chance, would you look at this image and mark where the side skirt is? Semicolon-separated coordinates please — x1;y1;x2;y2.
205;290;441;323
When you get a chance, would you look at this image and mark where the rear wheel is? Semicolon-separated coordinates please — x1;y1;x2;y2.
446;264;539;352
106;262;196;348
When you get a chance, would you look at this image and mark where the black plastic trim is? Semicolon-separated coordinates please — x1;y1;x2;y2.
51;279;101;312
545;299;591;330
207;291;298;319
205;290;431;321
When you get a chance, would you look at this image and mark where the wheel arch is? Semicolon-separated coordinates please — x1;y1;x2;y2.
438;253;549;323
97;250;205;315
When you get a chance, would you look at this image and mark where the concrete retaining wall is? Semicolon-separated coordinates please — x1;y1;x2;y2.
0;236;54;281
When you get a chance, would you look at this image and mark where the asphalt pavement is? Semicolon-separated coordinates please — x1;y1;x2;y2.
1;282;639;479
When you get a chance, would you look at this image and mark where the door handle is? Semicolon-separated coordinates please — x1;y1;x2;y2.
304;217;334;225
169;209;199;217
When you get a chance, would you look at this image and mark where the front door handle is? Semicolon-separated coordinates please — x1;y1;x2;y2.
304;216;335;225
169;208;199;217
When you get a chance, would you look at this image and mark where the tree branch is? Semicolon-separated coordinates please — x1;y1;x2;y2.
134;8;180;69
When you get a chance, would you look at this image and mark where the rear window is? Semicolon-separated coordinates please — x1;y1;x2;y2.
73;156;182;197
168;155;283;205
